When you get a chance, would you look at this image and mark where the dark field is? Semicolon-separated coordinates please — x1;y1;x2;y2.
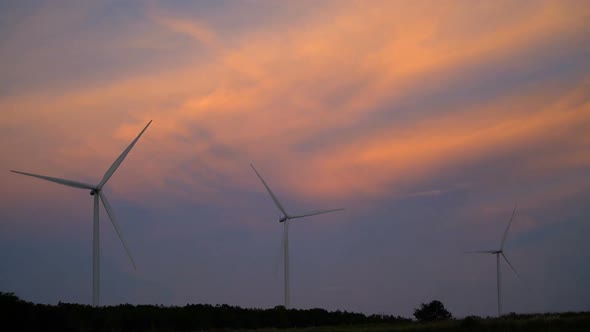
259;314;590;332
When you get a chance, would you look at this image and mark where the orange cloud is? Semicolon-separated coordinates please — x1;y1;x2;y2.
1;0;588;208
299;79;590;196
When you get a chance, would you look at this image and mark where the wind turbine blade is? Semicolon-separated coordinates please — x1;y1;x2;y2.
501;252;521;280
250;163;289;217
10;170;94;190
290;208;344;219
98;192;136;269
500;204;517;250
464;250;497;254
98;120;152;189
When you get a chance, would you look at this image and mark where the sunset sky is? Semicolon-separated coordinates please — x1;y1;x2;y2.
1;0;589;317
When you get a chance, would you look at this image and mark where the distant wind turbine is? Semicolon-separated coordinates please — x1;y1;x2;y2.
466;205;520;316
10;120;152;306
250;163;343;309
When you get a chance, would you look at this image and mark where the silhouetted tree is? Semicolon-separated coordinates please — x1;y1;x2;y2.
413;300;453;322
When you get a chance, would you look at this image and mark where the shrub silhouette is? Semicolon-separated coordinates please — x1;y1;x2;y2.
413;300;453;322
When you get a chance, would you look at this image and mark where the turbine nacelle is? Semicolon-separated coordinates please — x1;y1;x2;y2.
279;216;289;223
90;189;100;196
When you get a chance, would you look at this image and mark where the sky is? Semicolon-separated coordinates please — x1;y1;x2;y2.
1;0;589;318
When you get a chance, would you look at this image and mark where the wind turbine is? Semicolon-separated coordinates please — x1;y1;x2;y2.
466;205;520;316
250;163;343;309
10;120;152;306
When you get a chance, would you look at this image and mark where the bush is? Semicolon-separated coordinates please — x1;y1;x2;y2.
413;300;453;322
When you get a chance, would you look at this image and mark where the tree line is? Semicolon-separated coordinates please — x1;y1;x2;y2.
1;292;409;331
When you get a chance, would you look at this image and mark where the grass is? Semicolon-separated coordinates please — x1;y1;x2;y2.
249;313;590;332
